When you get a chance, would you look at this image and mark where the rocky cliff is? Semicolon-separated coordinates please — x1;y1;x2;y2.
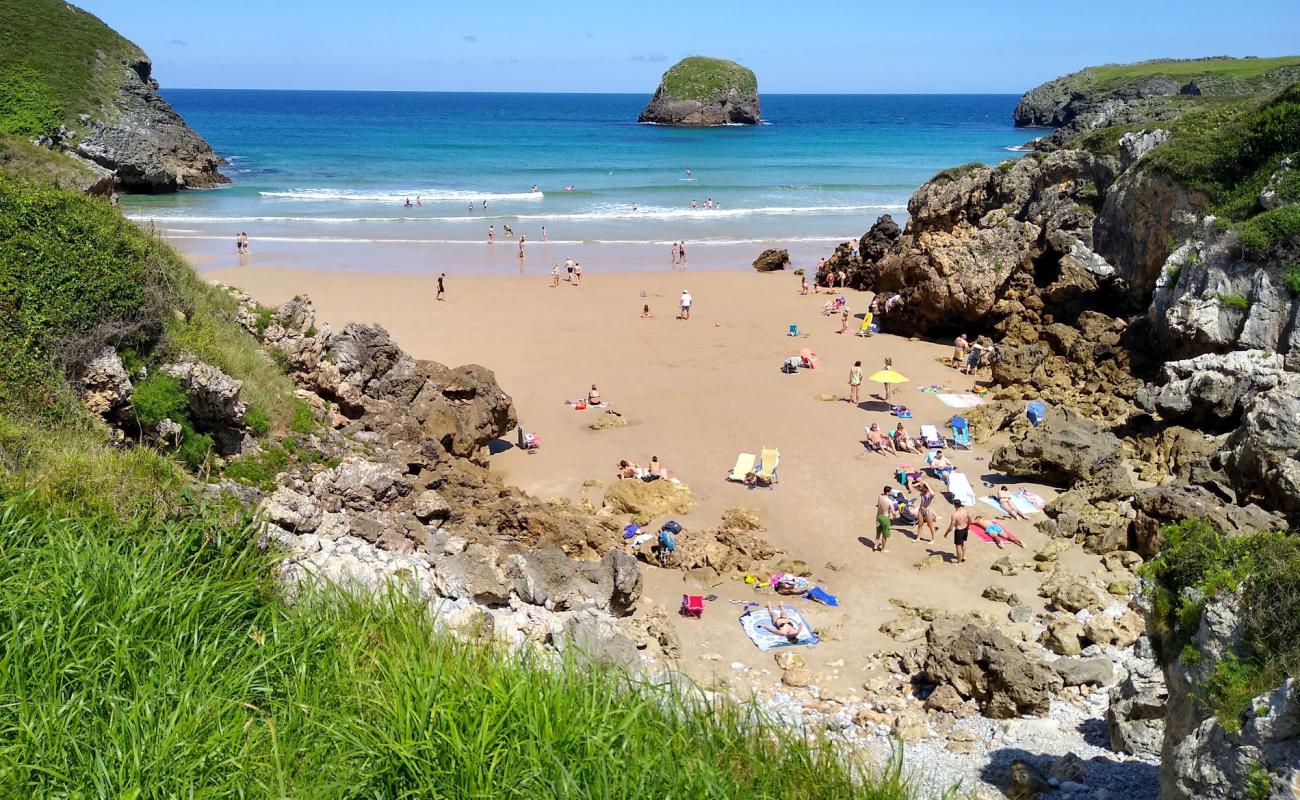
1014;56;1300;150
0;0;226;193
638;57;760;126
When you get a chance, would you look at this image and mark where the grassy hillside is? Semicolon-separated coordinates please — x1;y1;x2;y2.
1086;55;1300;86
659;57;758;101
0;494;913;798
0;0;144;134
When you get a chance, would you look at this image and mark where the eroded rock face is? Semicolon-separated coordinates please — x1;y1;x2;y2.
1222;373;1300;520
637;57;760;126
992;409;1132;500
1107;654;1168;757
77;347;133;419
1151;219;1300;369
1155;350;1285;426
922;618;1062;718
75;59;227;192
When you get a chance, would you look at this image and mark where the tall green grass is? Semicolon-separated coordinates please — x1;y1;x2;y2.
0;496;918;798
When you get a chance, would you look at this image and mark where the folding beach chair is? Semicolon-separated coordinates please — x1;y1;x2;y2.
919;424;945;449
951;416;972;449
727;453;757;483
754;448;780;488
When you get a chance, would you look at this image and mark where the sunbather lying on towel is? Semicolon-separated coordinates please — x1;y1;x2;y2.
759;604;806;643
972;515;1025;549
997;485;1029;520
866;423;896;454
617;459;640;480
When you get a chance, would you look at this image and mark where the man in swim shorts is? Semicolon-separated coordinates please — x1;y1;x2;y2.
875;486;894;552
944;499;971;564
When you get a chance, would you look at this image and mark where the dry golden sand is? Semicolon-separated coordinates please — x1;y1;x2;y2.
207;260;1107;690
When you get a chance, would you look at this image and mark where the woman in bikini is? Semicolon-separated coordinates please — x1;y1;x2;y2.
759;605;804;643
893;422;919;454
917;482;938;542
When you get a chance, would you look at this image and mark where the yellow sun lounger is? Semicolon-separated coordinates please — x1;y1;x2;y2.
856;312;874;336
727;452;757;482
754;448;780;487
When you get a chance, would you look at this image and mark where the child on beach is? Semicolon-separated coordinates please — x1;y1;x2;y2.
838;308;851;334
800;275;809;295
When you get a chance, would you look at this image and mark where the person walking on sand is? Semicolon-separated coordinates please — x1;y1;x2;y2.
678;242;687;267
573;262;582;286
953;333;970;367
917;482;938;542
944;499;971;564
518;234;526;258
800;275;809;295
551;263;561;288
875;486;894;552
670;242;678;268
679;289;692;320
436;272;446;302
565;257;575;282
848;360;863;405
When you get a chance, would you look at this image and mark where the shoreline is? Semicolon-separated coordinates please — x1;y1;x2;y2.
171;234;852;277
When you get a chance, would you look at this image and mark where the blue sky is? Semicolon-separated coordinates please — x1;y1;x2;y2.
76;0;1299;93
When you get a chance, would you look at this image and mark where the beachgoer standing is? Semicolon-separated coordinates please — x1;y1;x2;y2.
838;308;850;334
848;360;863;405
670;243;677;268
541;226;548;242
518;234;526;258
678;242;687;267
917;483;938;542
944;499;971;564
953;333;970;367
800;275;809;295
875;486;894;552
573;262;582;286
679;289;692;320
565;257;574;281
436;273;446;302
488;225;495;242
838;269;846;287
551;263;560;288
416;196;422;207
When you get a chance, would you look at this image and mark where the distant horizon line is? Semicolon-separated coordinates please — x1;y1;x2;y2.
161;87;1026;96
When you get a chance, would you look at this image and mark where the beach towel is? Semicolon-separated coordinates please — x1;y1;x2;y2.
968;523;999;544
936;393;986;409
979;494;1040;516
740;607;820;652
947;472;977;507
1017;488;1048;509
804;587;839;607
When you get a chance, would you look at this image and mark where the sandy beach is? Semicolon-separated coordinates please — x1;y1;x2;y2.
207;257;1106;691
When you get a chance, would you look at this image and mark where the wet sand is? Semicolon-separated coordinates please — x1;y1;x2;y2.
207;258;1104;690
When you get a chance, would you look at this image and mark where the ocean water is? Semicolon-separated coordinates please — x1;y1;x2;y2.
124;91;1026;271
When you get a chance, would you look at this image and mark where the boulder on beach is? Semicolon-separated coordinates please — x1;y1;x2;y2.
638;57;760;126
751;248;790;272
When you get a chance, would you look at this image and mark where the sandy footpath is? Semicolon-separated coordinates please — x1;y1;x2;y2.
207;259;1102;691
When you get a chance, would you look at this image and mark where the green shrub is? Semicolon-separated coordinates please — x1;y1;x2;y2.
1217;293;1251;311
0;495;917;799
174;426;212;471
1238;204;1300;259
1247;761;1273;800
930;162;986;185
290;399;318;434
1144;520;1300;728
253;305;273;336
129;373;187;427
0;67;62;138
222;443;291;491
1284;263;1300;295
244;406;270;438
1165;263;1183;283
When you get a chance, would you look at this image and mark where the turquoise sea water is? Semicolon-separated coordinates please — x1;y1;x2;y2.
125;91;1027;271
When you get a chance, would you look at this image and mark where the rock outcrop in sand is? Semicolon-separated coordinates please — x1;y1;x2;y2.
638;57;760;126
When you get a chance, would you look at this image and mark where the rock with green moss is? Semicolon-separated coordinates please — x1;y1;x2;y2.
638;57;760;126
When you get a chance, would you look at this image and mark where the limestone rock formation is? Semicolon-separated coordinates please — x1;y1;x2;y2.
1155;350;1286;426
991;409;1132;500
751;248;789;272
1222;373;1300;519
1013;57;1300;149
1107;654;1168;757
638;57;760;126
76;347;133;419
922;617;1062;718
75;57;227;192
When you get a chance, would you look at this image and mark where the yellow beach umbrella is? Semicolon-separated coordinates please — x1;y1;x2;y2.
867;369;909;385
868;369;909;402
